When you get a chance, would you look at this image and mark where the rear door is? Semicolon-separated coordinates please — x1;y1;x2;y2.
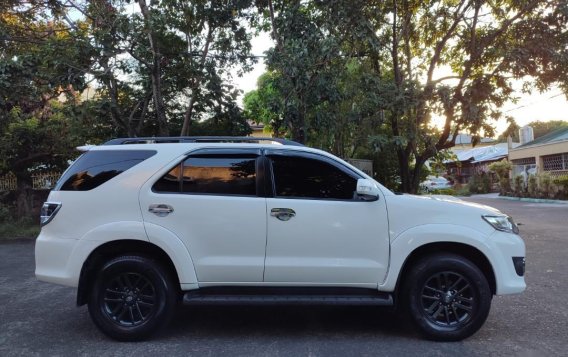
139;148;267;283
263;151;390;285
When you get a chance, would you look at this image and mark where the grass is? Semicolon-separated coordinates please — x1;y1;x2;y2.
0;219;40;239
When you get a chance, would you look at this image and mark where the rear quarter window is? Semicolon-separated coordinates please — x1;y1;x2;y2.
55;150;156;191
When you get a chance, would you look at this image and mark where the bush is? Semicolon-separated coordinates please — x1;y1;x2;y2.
468;173;491;194
553;175;568;200
488;160;512;195
539;173;553;198
455;186;472;196
0;217;40;239
0;202;11;223
429;188;458;195
513;175;525;196
528;174;538;197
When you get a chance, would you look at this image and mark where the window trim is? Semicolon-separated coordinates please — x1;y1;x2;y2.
151;148;264;197
265;150;365;201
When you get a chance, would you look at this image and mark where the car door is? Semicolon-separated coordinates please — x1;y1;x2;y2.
139;148;267;283
264;150;390;285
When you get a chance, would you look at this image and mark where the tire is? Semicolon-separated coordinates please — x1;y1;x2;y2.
403;253;492;341
87;255;177;341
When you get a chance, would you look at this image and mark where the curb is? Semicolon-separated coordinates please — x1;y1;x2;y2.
498;196;568;205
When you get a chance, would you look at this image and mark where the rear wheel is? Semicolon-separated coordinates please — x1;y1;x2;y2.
88;255;176;341
403;253;492;341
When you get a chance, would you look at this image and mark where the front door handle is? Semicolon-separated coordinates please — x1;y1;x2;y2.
149;204;174;217
270;208;296;221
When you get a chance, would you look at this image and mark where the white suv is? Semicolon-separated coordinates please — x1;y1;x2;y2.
35;137;526;341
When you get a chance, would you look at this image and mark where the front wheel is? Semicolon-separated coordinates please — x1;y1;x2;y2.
403;253;492;341
88;255;177;341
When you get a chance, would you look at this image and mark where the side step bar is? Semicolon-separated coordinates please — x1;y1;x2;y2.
183;290;393;306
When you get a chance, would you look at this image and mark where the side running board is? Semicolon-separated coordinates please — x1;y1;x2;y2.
182;289;393;306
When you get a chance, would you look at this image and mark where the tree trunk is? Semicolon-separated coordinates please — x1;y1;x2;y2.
138;0;169;136
180;90;197;136
14;173;33;219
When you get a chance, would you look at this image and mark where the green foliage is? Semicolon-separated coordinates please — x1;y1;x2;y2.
468;173;491;194
488;160;513;179
455;186;473;197
0;219;40;239
539;173;553;198
253;0;568;193
528;175;538;197
429;188;457;196
497;118;521;142
529;121;568;139
488;159;513;195
553;175;568;199
513;175;525;196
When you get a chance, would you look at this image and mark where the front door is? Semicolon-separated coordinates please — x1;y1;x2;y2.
140;148;267;282
264;151;390;285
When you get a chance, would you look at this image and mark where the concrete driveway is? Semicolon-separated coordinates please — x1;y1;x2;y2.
1;196;567;356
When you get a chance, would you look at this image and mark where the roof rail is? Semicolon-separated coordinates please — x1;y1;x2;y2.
103;136;304;146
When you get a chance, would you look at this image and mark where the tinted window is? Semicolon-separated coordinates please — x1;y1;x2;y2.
153;155;257;196
270;155;357;199
56;150;156;191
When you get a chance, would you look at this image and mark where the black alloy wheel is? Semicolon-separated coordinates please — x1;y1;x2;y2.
88;255;177;341
420;271;475;327
404;253;492;341
102;272;157;327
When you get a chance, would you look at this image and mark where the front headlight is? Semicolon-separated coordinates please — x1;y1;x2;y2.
482;215;519;234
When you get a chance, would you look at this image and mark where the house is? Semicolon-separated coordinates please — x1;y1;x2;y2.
508;126;568;178
444;134;517;184
446;143;516;184
247;121;271;138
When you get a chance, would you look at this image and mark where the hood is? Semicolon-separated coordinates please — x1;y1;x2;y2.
385;194;502;238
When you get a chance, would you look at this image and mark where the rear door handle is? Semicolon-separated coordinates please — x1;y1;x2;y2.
270;208;296;221
149;204;174;217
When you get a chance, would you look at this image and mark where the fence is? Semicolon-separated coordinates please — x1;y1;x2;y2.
0;173;17;191
0;172;61;191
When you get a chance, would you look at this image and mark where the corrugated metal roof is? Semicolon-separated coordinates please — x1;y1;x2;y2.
514;126;568;149
448;145;508;163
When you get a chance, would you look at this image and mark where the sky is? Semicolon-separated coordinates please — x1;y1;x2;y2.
232;32;568;138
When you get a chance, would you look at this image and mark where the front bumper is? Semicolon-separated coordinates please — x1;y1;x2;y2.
486;230;526;295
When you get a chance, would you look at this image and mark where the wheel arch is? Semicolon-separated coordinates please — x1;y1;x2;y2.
77;240;181;306
393;242;497;302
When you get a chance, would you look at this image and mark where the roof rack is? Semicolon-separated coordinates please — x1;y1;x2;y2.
103;136;304;146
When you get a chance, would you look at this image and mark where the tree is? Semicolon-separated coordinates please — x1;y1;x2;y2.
527;120;568;139
0;1;257;218
497;118;521;142
257;0;568;193
0;2;96;217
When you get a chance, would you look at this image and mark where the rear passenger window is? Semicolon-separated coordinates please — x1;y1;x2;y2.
153;155;257;196
55;150;156;191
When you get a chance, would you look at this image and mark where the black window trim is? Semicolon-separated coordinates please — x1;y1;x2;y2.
264;149;365;202
151;148;266;198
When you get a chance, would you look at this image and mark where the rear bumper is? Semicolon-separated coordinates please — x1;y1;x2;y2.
35;232;98;287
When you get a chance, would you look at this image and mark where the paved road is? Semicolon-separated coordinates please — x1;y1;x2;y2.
1;197;567;356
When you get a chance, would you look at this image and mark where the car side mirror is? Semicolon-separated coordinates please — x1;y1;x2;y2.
356;178;380;201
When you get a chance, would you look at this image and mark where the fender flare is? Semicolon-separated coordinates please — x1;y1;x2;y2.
79;221;197;288
143;222;198;286
379;224;495;292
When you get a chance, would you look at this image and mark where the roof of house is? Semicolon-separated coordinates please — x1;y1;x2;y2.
514;126;568;149
448;144;508;163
